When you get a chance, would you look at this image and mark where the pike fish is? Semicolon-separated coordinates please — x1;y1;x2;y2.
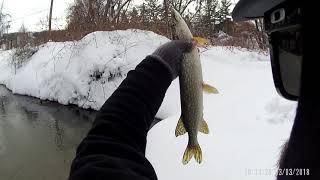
171;8;219;165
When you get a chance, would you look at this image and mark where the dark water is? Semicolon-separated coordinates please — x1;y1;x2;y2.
0;85;96;180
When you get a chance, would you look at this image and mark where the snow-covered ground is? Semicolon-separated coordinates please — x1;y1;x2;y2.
147;47;296;180
0;29;297;180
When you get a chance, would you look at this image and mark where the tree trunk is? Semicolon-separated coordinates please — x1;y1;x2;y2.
163;0;170;37
88;0;95;25
48;0;54;41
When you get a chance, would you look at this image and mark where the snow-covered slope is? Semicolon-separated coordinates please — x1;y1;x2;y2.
0;29;297;180
0;29;168;110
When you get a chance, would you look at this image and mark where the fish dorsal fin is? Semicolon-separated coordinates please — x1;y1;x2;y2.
199;119;209;134
202;83;219;94
175;117;187;137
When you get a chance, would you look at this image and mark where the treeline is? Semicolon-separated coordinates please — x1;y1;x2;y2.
67;0;232;37
64;0;267;50
1;0;268;51
65;0;231;37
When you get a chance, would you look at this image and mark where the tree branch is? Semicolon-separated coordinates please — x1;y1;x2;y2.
114;0;131;24
181;0;194;15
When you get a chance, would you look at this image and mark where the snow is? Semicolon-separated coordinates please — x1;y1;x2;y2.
147;47;296;180
0;29;297;179
0;29;168;109
216;30;229;38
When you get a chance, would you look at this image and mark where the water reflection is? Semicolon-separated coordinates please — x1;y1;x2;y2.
0;85;96;180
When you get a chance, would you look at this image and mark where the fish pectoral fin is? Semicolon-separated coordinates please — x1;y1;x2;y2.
202;83;219;94
183;143;202;165
199;119;209;134
193;37;210;47
175;116;187;137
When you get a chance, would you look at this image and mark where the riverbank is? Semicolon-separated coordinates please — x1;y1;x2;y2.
0;29;168;111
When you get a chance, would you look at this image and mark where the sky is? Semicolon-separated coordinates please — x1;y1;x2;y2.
2;0;238;33
2;0;74;33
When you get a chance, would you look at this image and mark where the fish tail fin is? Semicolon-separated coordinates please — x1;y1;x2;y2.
199;119;209;134
175;116;187;137
202;83;219;94
182;143;202;165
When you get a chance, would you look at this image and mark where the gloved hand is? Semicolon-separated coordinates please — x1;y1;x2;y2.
148;40;193;80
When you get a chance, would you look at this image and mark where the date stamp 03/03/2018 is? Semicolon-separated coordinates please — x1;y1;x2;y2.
245;168;310;176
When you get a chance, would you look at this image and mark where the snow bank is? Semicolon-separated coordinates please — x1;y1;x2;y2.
0;29;168;109
0;29;297;180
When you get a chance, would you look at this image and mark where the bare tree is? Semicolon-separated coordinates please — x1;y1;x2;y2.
254;18;268;50
68;0;133;28
48;0;54;40
100;0;133;24
171;0;196;15
0;0;10;37
142;0;162;24
163;0;170;36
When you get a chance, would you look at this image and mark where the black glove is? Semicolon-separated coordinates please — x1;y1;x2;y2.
148;40;193;80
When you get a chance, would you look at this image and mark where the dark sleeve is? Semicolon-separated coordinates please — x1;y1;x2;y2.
69;56;172;180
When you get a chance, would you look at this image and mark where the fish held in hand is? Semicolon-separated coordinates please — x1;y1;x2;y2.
171;8;219;165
